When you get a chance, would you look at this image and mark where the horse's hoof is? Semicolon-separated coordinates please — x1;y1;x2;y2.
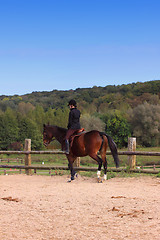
97;178;104;183
97;178;101;183
67;176;75;182
75;173;78;178
103;174;107;181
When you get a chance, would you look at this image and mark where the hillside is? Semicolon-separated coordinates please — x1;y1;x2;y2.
0;80;160;149
0;80;160;113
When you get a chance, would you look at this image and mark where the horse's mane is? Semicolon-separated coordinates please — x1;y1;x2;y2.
45;125;67;135
50;125;67;131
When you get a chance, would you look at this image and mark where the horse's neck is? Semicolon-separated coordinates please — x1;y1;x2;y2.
52;126;66;144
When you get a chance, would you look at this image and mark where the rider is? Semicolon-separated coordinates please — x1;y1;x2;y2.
65;99;81;154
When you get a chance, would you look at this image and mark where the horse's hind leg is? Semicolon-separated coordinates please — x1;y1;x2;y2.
90;153;103;182
102;156;107;181
100;144;108;181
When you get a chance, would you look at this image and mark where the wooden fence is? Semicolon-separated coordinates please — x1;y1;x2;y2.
0;138;160;175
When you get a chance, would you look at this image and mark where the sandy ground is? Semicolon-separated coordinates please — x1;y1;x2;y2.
0;174;160;240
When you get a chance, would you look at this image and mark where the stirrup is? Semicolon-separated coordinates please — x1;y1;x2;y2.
65;140;69;154
65;150;69;154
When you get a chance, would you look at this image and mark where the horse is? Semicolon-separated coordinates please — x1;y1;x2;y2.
43;124;120;182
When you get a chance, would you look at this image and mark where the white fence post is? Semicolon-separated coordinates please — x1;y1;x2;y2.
128;137;136;169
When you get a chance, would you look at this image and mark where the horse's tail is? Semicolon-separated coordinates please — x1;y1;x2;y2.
100;132;120;168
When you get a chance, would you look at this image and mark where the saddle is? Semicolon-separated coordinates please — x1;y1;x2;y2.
69;128;85;147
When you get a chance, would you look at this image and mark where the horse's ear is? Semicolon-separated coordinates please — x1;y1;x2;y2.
43;124;46;128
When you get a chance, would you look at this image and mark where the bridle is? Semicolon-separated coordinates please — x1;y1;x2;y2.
43;131;56;147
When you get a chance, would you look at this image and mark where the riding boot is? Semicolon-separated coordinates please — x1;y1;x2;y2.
65;139;70;154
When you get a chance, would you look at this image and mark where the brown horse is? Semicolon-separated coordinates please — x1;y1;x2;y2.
43;124;119;182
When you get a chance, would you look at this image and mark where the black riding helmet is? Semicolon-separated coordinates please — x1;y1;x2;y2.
68;99;77;107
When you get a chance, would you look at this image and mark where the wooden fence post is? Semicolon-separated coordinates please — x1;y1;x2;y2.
73;157;80;167
128;137;136;169
24;139;31;175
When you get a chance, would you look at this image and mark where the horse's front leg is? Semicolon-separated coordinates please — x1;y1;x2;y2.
67;157;77;182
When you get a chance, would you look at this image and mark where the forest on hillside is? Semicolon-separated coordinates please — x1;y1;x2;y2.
0;80;160;150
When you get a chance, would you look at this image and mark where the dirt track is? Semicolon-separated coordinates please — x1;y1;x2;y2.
0;174;160;240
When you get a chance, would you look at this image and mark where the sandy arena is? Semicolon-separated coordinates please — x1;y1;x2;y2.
0;174;160;240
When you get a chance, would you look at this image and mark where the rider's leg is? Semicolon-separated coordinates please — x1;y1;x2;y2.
65;129;76;154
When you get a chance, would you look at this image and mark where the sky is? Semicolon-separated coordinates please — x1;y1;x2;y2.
0;0;160;96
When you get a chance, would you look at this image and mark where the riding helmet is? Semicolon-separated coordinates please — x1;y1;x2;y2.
68;99;77;107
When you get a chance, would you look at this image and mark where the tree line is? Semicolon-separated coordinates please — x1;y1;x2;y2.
0;80;160;150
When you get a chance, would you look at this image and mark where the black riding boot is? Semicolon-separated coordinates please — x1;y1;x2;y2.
65;140;69;154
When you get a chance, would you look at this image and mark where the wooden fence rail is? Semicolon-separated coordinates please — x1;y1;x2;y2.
0;150;65;154
1;150;160;156
0;165;159;174
0;138;160;175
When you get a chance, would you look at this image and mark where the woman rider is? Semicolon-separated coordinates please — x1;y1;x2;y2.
65;99;81;154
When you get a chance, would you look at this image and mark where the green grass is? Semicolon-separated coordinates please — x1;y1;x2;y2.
0;147;160;177
1;147;160;169
119;146;160;167
1;167;158;179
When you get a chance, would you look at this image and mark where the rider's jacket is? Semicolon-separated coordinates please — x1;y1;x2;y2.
67;108;81;130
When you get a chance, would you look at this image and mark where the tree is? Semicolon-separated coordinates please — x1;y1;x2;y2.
28;105;45;132
0;109;44;150
18;116;43;150
45;108;56;125
0;108;19;149
52;108;69;128
81;114;105;132
128;102;160;146
18;102;35;115
101;111;131;148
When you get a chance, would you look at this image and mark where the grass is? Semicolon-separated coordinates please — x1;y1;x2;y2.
119;146;160;167
0;146;160;177
1;167;158;179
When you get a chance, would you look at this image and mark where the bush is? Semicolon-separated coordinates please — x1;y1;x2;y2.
101;112;131;148
128;102;160;146
81;114;105;132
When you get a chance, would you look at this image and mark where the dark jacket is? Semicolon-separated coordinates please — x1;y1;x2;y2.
67;108;81;129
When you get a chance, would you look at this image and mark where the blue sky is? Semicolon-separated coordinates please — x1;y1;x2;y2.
0;0;160;95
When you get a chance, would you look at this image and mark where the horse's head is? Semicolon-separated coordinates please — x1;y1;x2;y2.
43;124;54;147
43;124;67;148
